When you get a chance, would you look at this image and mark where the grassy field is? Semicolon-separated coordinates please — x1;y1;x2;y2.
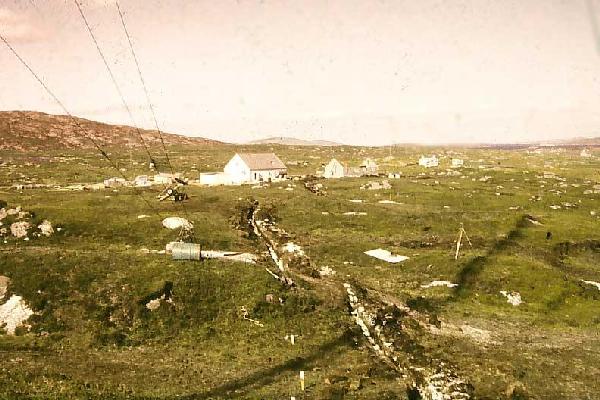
0;144;598;399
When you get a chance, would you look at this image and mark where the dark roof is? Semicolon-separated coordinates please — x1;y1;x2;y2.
237;153;287;170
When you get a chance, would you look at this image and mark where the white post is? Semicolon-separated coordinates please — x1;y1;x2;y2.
455;228;463;260
300;371;305;391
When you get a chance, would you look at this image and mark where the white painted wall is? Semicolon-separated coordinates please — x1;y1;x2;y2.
223;154;286;184
324;159;345;178
224;154;251;184
199;172;234;185
451;158;464;167
419;155;439;168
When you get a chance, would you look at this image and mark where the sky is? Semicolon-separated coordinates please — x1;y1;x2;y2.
2;0;600;145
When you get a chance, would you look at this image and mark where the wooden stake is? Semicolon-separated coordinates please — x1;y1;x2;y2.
455;224;473;260
455;228;463;260
300;371;305;391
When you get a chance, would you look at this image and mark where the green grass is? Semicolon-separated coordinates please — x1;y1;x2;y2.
0;144;599;398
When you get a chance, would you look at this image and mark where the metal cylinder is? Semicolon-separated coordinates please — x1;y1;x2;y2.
171;242;202;260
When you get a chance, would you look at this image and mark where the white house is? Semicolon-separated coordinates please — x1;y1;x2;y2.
133;175;151;187
451;158;464;168
323;159;345;178
419;155;439;168
360;158;378;175
223;153;287;184
580;148;592;158
154;172;181;184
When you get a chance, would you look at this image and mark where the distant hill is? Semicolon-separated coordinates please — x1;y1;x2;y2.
248;136;343;146
548;137;600;146
0;111;221;152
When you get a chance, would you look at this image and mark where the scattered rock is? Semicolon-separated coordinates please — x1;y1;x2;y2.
37;220;54;237
378;200;400;204
162;217;193;230
10;221;30;238
525;215;543;226
582;280;600;291
364;249;409;263
318;266;336;277
361;180;392;190
146;297;163;311
0;295;34;334
282;242;304;256
421;280;458;289
0;276;10;300
500;290;522;306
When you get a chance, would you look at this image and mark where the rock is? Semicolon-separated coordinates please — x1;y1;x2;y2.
10;221;30;238
146;297;162;311
318;266;336;277
0;276;10;300
348;378;363;391
0;295;34;334
162;217;193;230
38;220;54;237
421;280;458;289
364;248;409;263
6;207;20;216
500;290;522;306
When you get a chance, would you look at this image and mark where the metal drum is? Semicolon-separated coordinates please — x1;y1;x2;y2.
171;242;202;260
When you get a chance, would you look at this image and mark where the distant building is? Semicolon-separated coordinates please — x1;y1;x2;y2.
154;172;181;184
418;155;439;168
580;148;592;158
451;158;464;168
198;172;233;186
103;177;127;187
360;158;378;175
133;175;151;187
223;153;287;184
323;158;378;178
323;158;346;178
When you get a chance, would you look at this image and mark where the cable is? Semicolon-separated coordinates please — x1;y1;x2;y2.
114;1;194;228
115;1;175;176
73;0;156;167
1;33;163;220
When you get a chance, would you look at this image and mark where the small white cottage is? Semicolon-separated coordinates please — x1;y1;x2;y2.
580;148;592;158
451;158;464;168
418;155;439;168
323;158;346;179
360;158;378;175
154;172;181;184
223;153;287;184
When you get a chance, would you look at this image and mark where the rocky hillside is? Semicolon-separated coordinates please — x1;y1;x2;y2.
0;111;221;152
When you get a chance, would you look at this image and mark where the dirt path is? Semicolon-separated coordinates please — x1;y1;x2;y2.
248;202;473;399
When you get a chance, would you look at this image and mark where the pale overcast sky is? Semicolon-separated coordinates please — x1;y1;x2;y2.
2;0;600;145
